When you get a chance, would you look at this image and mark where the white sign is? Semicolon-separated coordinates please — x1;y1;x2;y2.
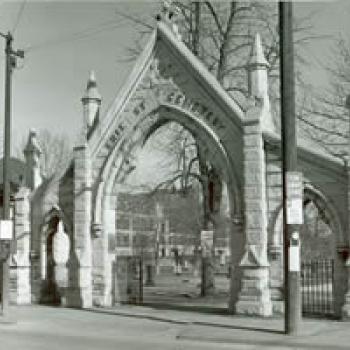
201;230;213;256
286;172;303;225
289;245;300;272
0;220;13;240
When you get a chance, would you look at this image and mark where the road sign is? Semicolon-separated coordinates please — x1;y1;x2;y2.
289;245;300;272
286;172;303;225
0;220;13;240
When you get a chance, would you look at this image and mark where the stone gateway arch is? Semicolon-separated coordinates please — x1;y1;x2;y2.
55;15;350;317
59;18;248;310
5;10;350;319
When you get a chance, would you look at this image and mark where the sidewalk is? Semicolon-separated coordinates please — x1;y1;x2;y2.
89;304;350;349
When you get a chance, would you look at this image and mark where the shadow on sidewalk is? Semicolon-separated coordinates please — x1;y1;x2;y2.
141;302;284;334
85;302;285;335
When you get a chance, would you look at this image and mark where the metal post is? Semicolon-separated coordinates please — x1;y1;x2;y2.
279;2;302;335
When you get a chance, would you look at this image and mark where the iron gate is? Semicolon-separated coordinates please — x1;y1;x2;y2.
301;259;334;317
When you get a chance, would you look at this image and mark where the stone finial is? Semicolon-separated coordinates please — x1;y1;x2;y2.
247;33;269;97
24;128;42;158
248;33;269;69
23;129;42;190
156;0;182;40
81;70;102;135
247;33;274;132
82;70;101;102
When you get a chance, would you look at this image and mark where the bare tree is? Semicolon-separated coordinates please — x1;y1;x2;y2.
297;37;350;162
17;129;72;180
36;129;72;179
118;1;317;228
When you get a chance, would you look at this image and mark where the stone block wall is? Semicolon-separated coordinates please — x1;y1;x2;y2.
10;188;31;304
66;144;93;308
235;108;272;317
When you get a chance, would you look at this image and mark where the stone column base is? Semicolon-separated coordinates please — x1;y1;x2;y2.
235;266;272;317
92;289;112;307
66;287;92;308
10;266;31;305
66;264;92;308
235;299;272;316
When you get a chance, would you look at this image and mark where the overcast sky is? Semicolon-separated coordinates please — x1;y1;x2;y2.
0;1;349;186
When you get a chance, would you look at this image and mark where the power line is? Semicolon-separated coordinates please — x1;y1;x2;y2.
24;17;127;54
12;0;26;34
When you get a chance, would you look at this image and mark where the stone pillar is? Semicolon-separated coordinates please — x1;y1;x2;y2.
11;188;31;304
228;214;245;313
200;226;215;296
66;144;92;308
91;195;115;307
235;108;272;316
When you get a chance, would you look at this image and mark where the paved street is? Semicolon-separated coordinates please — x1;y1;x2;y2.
1;305;350;350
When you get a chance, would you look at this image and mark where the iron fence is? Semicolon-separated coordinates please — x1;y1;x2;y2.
301;259;334;317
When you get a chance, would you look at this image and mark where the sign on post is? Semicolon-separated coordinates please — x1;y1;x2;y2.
0;220;13;261
0;220;13;240
289;245;300;272
200;230;213;257
286;172;303;225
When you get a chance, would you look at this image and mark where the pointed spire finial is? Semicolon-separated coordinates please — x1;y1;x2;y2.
82;70;101;101
87;70;97;89
89;70;96;82
248;33;269;68
24;128;42;156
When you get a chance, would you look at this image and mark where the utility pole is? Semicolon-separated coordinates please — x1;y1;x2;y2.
279;2;303;335
192;1;200;56
0;31;24;317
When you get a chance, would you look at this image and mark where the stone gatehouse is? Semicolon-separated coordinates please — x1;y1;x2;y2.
2;8;350;319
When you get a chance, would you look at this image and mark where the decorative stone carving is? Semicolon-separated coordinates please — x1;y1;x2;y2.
53;221;70;266
156;0;182;40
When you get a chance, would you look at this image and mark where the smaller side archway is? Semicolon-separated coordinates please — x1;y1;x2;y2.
268;184;347;317
39;206;70;306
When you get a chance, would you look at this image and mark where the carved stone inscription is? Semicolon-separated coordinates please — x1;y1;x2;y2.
103;89;225;154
